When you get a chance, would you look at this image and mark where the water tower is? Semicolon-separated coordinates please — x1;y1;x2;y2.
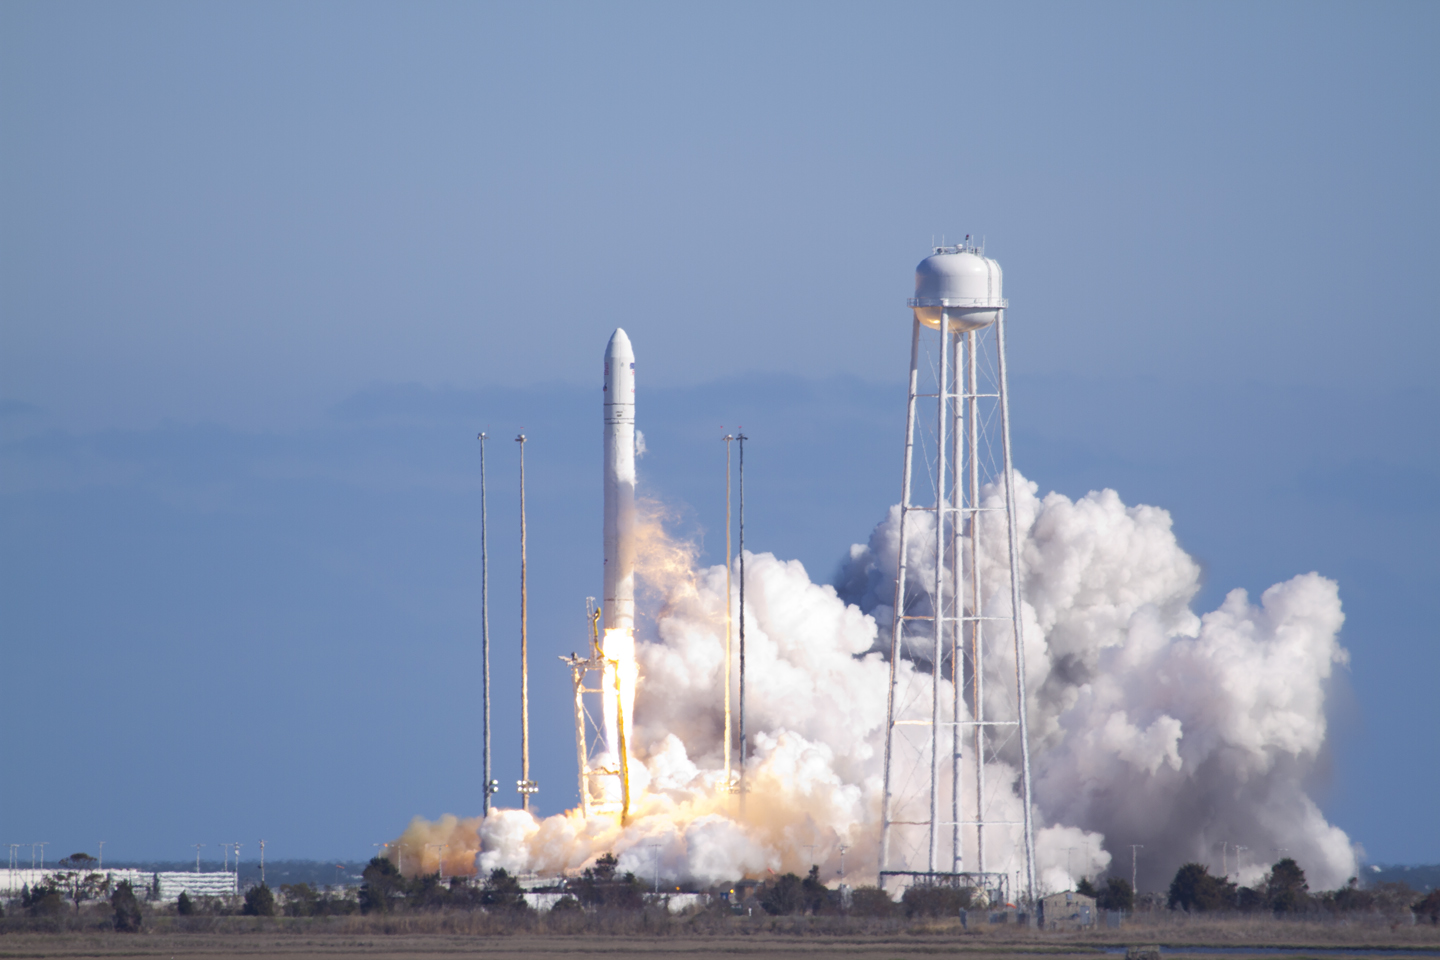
877;239;1038;906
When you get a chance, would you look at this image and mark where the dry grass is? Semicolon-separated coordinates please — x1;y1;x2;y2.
1;911;1437;960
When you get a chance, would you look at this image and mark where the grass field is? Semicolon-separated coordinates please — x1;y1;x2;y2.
3;913;1439;960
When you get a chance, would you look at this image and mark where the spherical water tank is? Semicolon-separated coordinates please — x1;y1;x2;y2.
908;247;1006;332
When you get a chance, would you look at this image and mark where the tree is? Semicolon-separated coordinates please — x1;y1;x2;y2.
111;881;143;932
58;853;98;871
801;865;833;914
575;853;644;911
1168;863;1236;912
1265;858;1309;915
1097;877;1134;912
760;873;806;915
359;856;406;914
281;882;321;917
23;881;66;918
1077;877;1099;897
243;883;277;917
1322;877;1374;914
480;868;528;911
1414;889;1440;925
176;891;196;915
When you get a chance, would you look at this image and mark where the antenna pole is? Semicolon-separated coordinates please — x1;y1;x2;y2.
259;839;266;885
193;843;204;874
723;433;734;792
516;434;535;811
479;432;492;817
736;431;748;809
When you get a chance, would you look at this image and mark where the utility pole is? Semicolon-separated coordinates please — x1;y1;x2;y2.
516;434;537;809
736;431;748;808
97;841;105;872
428;843;449;880
479;432;494;817
645;844;662;893
1130;844;1144;895
723;433;734;793
194;844;205;874
259;840;266;885
233;842;243;896
36;842;47;871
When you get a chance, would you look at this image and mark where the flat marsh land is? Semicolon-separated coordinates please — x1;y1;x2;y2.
3;916;1439;960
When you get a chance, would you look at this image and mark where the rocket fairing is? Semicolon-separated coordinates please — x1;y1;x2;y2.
603;328;636;635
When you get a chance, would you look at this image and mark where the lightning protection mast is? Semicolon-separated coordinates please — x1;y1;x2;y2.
479;433;495;816
517;434;538;811
877;238;1037;909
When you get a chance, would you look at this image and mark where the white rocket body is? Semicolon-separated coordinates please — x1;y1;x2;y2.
603;328;636;635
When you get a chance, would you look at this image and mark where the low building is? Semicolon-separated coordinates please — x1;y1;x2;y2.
0;868;238;901
1039;890;1096;930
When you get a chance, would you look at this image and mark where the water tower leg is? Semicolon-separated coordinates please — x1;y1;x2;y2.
879;315;922;889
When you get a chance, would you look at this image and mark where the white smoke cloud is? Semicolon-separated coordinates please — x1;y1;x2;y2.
406;472;1354;895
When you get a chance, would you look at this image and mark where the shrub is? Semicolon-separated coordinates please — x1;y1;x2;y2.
1414;889;1440;924
1096;877;1134;912
901;883;972;918
575;854;645;911
759;873;805;915
481;868;528;911
359;856;405;914
1265;858;1310;915
242;883;276;917
24;883;66;918
847;885;895;917
1168;863;1236;912
111;881;142;932
176;891;195;915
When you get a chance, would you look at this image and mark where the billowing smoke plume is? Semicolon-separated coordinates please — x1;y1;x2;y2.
390;473;1354;894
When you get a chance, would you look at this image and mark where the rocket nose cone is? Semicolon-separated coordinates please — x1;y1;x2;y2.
606;327;634;360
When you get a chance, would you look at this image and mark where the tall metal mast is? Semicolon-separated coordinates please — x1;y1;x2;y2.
516;434;537;811
736;431;748;805
723;433;735;792
479;432;493;816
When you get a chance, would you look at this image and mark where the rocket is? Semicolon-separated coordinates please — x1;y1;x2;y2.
603;328;636;635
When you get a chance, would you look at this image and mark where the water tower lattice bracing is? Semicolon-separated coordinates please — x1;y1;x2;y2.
878;238;1039;905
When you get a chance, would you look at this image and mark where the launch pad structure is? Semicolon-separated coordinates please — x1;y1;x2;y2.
561;599;631;822
878;239;1038;904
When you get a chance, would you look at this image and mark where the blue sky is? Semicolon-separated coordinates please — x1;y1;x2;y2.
2;1;1437;867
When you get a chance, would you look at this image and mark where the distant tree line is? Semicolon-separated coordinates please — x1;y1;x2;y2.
1163;857;1440;920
